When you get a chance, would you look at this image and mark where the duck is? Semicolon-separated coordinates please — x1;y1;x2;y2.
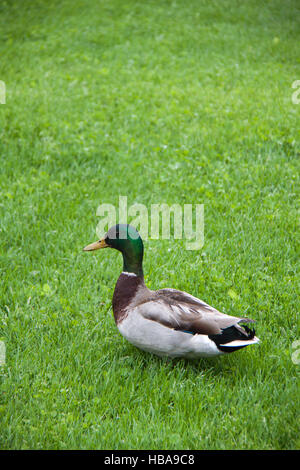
84;224;259;358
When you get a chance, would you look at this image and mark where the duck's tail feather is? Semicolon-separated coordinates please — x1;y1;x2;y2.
209;322;259;353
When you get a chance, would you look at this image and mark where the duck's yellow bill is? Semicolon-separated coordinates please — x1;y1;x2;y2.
83;238;108;251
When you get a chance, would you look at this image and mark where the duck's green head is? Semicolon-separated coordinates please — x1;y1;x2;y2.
84;224;144;277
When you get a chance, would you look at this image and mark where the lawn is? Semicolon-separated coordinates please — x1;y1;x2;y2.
0;0;299;450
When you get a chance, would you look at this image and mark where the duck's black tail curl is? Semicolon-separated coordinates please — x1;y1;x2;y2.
209;323;257;353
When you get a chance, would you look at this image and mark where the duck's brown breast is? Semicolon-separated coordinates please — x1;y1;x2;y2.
112;272;147;324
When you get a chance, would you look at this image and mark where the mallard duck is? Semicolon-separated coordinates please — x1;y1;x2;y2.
84;224;259;358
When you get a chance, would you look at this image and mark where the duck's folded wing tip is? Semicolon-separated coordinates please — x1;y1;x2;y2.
219;336;260;348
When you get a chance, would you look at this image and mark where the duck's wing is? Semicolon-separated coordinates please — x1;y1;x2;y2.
135;288;255;336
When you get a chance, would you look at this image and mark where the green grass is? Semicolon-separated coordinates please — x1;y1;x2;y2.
0;0;299;450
